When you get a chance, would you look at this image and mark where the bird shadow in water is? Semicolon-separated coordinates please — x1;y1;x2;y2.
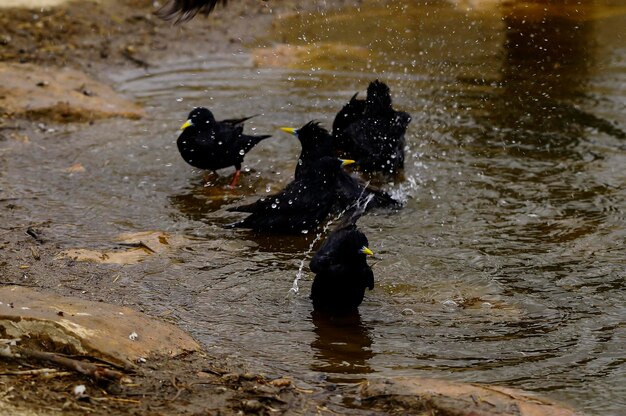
169;171;271;223
230;230;326;256
310;310;375;383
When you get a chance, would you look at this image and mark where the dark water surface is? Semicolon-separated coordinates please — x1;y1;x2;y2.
7;1;626;414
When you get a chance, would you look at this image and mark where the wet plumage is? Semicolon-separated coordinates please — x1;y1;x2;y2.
332;80;411;175
177;107;271;187
281;121;401;211
310;201;374;315
226;157;353;234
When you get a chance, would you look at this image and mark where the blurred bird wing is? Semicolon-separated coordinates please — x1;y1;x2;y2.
213;122;243;142
332;94;366;134
156;0;227;23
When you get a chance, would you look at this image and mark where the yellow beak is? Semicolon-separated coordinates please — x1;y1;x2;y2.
280;127;298;135
360;246;374;256
340;159;356;167
180;119;193;130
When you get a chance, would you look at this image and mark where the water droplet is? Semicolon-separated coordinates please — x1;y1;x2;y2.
176;98;183;102
239;149;245;155
265;185;271;193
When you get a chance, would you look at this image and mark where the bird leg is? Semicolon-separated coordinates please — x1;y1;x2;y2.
229;169;241;187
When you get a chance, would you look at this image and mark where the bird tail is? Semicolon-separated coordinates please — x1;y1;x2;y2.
241;134;272;152
222;220;244;229
226;203;257;213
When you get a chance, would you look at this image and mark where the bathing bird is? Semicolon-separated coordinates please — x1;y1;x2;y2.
332;80;411;175
310;198;374;315
227;157;354;234
177;107;271;187
280;121;402;211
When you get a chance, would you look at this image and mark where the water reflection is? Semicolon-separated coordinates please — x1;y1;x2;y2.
310;311;374;382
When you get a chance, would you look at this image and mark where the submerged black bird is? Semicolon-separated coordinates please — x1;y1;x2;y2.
310;199;374;315
177;107;271;187
227;157;354;233
332;80;411;175
280;121;401;210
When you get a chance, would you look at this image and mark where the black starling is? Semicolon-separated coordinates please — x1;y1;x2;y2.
279;121;334;179
332;80;411;175
227;157;355;234
280;121;401;210
310;200;374;315
177;107;271;187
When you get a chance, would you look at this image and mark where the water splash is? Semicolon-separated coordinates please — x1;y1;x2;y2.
288;193;376;296
288;233;323;296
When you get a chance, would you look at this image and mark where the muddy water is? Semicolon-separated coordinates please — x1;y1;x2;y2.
6;1;626;414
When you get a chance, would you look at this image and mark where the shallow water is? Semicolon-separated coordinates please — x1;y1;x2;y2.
6;1;626;414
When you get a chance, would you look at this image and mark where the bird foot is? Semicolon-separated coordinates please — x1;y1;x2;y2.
228;170;242;188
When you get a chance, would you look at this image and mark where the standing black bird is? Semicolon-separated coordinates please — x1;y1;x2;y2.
177;107;271;187
226;157;355;234
332;80;411;175
280;121;401;210
310;199;374;315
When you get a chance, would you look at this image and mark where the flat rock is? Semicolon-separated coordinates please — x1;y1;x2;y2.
0;286;200;367
56;231;187;265
0;62;143;121
360;376;579;416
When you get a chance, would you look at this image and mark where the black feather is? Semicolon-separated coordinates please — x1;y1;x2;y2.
332;80;411;175
226;156;347;234
177;107;271;185
289;120;401;211
310;199;374;315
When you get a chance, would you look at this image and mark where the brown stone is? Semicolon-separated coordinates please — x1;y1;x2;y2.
56;231;187;265
0;62;143;122
360;376;580;416
0;286;200;367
